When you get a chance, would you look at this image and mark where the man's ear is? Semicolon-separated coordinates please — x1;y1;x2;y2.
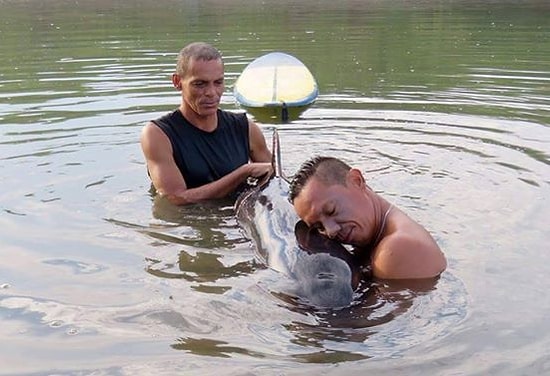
346;168;365;189
172;74;182;90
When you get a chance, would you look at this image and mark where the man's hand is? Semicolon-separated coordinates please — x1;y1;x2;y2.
246;162;273;179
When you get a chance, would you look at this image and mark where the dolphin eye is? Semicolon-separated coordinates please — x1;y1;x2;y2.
312;223;325;234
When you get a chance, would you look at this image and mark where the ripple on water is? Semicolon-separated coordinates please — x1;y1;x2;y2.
270;271;467;360
0;1;548;372
151;266;467;362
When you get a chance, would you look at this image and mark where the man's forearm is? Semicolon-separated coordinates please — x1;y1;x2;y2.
162;165;250;205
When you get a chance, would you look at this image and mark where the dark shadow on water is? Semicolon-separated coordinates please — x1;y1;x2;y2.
171;337;267;359
145;248;256;285
171;336;369;362
149;193;244;250
279;278;438;336
105;190;246;250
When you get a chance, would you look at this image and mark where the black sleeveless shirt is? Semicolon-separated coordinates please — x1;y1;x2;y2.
152;109;250;189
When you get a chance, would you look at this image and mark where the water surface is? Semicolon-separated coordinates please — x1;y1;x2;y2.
1;0;549;374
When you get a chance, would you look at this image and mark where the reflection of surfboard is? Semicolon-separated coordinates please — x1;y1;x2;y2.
234;52;318;122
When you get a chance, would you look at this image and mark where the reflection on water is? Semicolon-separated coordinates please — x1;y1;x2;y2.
149;194;244;249
147;249;255;285
172;337;267;359
1;0;549;374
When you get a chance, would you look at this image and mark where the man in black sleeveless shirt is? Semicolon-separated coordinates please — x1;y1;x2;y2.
141;42;272;205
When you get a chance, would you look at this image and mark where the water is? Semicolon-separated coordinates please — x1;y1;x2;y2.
1;0;549;374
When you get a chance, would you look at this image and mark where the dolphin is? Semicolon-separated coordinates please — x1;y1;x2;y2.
235;130;363;308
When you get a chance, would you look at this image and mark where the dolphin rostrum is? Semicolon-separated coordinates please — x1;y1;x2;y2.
235;129;363;308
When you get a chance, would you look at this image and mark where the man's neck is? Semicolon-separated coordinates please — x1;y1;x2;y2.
354;197;392;261
179;106;218;132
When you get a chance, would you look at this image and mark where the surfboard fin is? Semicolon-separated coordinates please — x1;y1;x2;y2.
281;102;289;123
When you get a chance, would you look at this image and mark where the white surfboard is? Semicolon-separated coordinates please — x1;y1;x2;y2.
234;52;318;109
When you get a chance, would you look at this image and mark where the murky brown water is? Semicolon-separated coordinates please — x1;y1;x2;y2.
1;0;549;374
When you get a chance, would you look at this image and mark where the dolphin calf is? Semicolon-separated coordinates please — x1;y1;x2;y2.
235;130;362;308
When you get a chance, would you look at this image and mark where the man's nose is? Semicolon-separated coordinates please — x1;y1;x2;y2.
204;84;215;96
205;83;219;97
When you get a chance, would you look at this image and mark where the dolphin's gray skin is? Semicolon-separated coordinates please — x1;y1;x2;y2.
235;130;362;308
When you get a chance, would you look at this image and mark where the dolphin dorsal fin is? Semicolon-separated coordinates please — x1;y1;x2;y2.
272;129;284;179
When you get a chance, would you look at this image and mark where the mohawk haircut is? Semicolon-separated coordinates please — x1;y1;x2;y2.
288;156;352;203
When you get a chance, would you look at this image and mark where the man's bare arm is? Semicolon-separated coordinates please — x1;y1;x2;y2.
248;120;272;163
140;122;271;205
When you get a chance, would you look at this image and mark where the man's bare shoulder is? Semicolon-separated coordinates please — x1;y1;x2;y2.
141;121;169;143
140;122;172;161
142;121;162;136
371;209;447;280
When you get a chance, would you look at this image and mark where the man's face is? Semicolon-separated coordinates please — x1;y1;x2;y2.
178;57;224;117
292;174;375;247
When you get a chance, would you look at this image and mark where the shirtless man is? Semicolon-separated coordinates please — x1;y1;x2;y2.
141;42;272;205
289;156;446;280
